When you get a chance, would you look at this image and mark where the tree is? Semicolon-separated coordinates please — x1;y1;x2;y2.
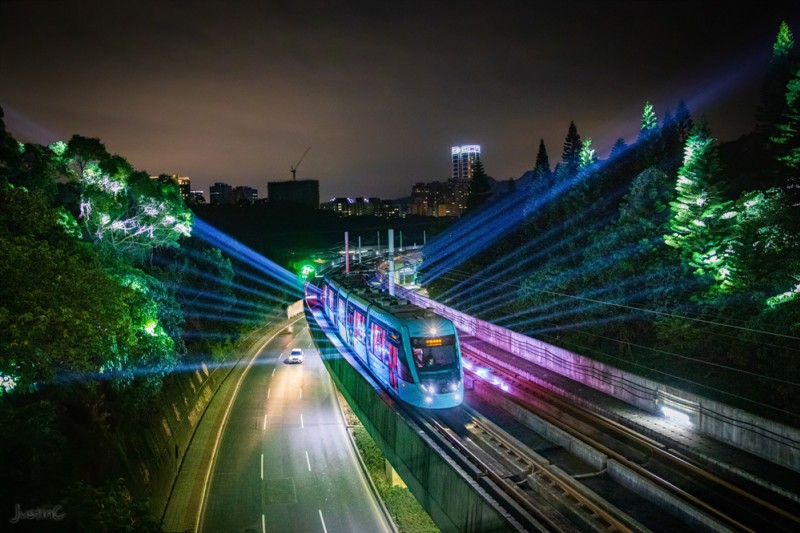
532;138;551;182
664;119;736;293
609;137;627;159
66;135;109;181
525;139;552;218
558;120;582;182
0;105;23;179
0;184;136;389
639;101;658;141
770;62;800;208
74;158;193;264
756;21;797;134
728;188;798;295
578;137;598;170
465;159;492;210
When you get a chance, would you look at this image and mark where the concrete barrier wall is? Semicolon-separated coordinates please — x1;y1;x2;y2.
607;459;731;533
306;307;518;532
396;287;800;473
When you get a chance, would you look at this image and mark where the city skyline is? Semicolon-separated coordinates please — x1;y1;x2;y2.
1;1;798;200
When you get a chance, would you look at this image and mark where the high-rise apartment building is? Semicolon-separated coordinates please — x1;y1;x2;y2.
209;182;233;205
451;145;481;181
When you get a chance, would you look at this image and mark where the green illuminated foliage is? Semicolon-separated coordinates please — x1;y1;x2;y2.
578;137;597;170
665;121;736;292
0;185;136;388
76;160;193;262
640;101;658;139
774;20;795;58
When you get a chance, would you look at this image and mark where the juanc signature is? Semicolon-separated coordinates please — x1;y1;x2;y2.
9;503;65;524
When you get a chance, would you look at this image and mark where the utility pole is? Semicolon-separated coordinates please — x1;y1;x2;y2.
388;229;395;296
345;231;349;274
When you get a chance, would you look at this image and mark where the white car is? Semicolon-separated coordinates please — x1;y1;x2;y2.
287;348;304;364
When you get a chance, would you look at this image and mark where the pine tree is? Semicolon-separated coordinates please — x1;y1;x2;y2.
770;64;800;207
665;119;736;292
466;159;492;211
756;21;797;134
609;137;627;159
559;121;582;182
524;140;551;219
532;138;551;180
674;100;694;146
639;101;658;141
579;137;597;170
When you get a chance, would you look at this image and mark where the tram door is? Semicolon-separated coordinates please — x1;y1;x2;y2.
388;344;399;391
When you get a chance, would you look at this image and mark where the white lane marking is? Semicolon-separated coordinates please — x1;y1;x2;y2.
319;510;328;533
300;387;303;399
262;513;265;533
260;454;264;480
305;450;311;471
272;367;276;376
195;329;282;533
263;414;267;430
300;414;304;428
267;388;271;399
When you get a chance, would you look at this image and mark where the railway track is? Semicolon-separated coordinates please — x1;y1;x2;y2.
458;346;800;532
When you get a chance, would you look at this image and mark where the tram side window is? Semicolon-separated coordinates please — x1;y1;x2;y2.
347;304;355;334
370;322;386;359
353;310;366;342
337;297;345;325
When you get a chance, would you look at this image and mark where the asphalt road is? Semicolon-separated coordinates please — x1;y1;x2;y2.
200;318;392;533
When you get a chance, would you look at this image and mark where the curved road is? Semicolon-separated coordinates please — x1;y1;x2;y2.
200;318;392;533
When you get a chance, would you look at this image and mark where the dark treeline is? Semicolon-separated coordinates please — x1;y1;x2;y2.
423;22;800;426
0;111;296;530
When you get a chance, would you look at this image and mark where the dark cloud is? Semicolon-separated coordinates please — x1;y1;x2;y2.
1;1;798;200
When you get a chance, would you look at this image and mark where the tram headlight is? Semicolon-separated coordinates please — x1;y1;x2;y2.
424;395;433;404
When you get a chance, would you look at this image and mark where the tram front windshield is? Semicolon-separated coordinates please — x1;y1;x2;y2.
412;335;457;370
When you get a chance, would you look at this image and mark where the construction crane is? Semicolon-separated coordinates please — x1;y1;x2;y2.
290;147;311;180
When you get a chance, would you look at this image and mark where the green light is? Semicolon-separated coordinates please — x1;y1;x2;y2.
300;264;316;279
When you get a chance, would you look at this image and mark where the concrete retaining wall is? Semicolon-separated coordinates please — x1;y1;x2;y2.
607;460;732;533
396;287;800;474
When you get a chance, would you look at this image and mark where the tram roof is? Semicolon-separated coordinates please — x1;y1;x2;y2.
326;273;436;321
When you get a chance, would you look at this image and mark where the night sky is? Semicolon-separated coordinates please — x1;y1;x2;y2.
1;1;798;201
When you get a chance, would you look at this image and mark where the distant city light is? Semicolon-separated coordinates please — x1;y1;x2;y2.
451;145;481;154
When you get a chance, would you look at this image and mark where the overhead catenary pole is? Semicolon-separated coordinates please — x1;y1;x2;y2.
345;231;349;273
358;236;362;263
388;229;395;296
377;231;381;255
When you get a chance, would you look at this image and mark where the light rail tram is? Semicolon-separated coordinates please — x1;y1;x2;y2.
319;272;463;409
